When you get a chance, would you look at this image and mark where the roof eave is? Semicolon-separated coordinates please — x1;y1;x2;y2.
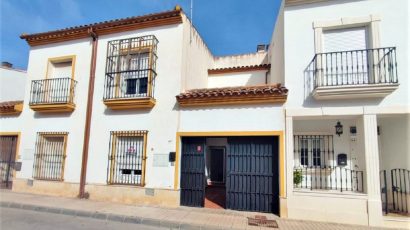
20;9;183;47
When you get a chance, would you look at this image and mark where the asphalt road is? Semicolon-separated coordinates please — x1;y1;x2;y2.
0;207;168;230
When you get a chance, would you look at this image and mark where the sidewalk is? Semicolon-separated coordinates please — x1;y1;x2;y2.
0;190;390;230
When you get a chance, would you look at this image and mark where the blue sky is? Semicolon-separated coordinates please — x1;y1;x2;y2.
1;0;281;70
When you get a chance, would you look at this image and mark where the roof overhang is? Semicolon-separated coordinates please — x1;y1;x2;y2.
20;9;183;46
176;84;288;107
0;101;23;115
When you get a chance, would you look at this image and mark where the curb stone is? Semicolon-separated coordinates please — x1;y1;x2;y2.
0;201;237;230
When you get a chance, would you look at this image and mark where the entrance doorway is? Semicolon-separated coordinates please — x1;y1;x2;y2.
0;135;18;189
205;146;226;209
180;135;279;214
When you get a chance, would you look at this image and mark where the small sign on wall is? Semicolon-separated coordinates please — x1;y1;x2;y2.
152;154;169;167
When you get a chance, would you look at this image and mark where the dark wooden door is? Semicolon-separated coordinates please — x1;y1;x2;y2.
0;136;17;189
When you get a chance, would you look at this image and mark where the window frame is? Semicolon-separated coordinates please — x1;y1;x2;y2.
295;134;331;168
33;132;68;181
107;130;148;186
105;35;158;100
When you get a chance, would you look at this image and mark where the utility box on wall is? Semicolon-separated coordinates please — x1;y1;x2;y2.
337;153;347;166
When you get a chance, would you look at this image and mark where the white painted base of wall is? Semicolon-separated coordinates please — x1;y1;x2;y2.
287;191;369;226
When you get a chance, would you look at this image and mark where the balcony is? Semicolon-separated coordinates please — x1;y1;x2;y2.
103;35;158;110
29;78;77;112
103;69;156;109
307;47;399;100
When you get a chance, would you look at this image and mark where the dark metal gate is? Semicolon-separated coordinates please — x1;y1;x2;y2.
180;137;206;207
0;136;17;189
391;168;409;214
226;136;279;214
380;168;410;215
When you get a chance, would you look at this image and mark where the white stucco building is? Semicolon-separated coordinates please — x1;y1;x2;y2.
0;0;408;228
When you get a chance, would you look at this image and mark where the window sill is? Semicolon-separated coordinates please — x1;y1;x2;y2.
30;103;75;112
103;97;155;110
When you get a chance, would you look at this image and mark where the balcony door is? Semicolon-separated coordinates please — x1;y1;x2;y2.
321;27;370;85
121;52;149;97
44;57;75;103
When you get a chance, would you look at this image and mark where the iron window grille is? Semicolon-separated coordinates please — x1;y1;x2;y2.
293;135;364;192
30;78;77;105
306;47;398;89
107;131;148;186
104;35;158;100
33;132;68;181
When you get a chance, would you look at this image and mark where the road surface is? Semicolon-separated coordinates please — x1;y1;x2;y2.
0;207;167;230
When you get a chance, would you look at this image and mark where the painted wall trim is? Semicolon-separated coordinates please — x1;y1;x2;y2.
45;55;76;80
103;98;156;110
313;14;381;53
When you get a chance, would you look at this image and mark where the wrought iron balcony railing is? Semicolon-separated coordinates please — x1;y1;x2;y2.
103;35;158;106
103;69;156;100
308;47;398;88
29;78;77;105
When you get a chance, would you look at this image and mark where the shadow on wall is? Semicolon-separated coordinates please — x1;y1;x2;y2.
179;103;283;112
33;112;72;119
103;107;153;116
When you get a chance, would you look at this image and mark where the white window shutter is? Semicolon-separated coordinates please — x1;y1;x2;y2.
323;27;368;53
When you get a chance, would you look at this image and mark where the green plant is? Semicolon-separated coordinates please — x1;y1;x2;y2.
293;170;303;185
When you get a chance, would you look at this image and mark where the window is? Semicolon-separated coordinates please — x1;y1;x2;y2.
104;35;158;100
33;132;68;180
107;131;147;186
296;136;324;167
300;139;308;166
312;139;321;167
322;27;370;85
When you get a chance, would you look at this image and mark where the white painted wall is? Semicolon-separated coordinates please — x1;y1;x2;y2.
180;14;213;91
207;71;267;88
294;118;366;171
213;52;268;69
179;104;285;132
86;24;184;189
284;0;409;108
378;114;410;171
15;38;93;183
0;67;26;102
268;0;284;84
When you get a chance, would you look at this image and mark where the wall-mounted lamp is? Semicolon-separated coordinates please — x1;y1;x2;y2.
335;121;343;136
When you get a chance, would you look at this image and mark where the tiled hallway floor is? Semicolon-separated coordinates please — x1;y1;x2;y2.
205;186;226;209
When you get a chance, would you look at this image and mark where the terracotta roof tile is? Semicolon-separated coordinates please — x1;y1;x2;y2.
177;84;287;99
176;84;288;107
20;9;183;46
0;100;23;115
208;64;270;74
0;100;23;108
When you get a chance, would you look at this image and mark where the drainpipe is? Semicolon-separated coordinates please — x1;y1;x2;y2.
79;27;98;198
